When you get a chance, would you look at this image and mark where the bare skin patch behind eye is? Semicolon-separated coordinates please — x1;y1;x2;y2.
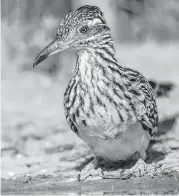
88;18;103;27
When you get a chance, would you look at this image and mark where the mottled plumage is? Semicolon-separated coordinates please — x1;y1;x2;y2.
33;5;158;163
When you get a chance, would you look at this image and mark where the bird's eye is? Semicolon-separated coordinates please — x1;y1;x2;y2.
79;26;89;34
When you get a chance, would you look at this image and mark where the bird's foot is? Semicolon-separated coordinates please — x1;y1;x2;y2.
103;159;163;179
78;159;103;181
125;159;160;178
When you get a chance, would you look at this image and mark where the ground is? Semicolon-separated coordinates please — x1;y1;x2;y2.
1;43;179;195
2;174;179;195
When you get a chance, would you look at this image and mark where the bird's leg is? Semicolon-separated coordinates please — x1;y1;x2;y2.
78;157;103;181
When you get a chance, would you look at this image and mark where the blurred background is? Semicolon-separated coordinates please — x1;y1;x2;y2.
1;0;179;179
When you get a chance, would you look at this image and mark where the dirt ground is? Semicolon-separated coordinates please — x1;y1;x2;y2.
2;173;179;195
1;43;179;195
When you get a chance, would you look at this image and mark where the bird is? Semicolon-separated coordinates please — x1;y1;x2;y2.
33;5;159;180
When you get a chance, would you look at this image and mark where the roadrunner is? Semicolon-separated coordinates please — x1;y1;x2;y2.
33;5;158;180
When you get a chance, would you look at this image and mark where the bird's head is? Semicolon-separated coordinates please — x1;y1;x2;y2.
33;5;112;67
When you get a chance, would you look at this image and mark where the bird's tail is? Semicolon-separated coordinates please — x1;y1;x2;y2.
148;80;174;98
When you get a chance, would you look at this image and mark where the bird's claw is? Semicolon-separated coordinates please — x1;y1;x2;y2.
103;159;164;179
78;162;103;181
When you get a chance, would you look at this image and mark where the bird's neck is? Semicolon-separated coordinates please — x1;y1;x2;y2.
75;44;124;86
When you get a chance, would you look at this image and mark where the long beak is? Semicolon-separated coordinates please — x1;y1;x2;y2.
33;39;68;68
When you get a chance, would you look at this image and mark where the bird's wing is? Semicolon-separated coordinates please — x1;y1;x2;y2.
124;68;158;138
65;113;79;135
